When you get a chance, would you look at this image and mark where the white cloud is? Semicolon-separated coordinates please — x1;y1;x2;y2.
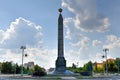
0;49;21;62
0;17;54;68
62;0;110;32
24;48;57;69
64;17;83;40
0;17;42;49
64;18;74;40
70;36;89;47
90;52;103;63
92;40;101;46
65;49;90;67
69;36;90;60
0;48;57;69
107;35;118;42
0;30;5;44
101;35;120;59
103;35;120;49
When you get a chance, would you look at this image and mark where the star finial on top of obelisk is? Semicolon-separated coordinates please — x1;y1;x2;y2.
58;8;62;14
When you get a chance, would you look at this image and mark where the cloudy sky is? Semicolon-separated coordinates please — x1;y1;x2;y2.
0;0;120;69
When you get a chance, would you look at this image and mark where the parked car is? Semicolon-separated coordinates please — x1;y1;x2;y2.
32;71;46;77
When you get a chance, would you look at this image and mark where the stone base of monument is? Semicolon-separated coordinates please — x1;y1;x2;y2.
52;70;74;75
54;57;66;74
48;70;79;76
49;57;74;75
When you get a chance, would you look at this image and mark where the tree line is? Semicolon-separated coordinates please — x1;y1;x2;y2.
0;58;120;75
0;61;46;76
67;58;120;74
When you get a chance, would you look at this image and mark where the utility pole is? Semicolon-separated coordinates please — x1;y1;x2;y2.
103;48;109;76
102;55;105;75
20;46;26;77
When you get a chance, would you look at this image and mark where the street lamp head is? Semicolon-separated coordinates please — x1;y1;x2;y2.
25;54;28;57
103;48;109;52
20;46;26;49
102;55;105;58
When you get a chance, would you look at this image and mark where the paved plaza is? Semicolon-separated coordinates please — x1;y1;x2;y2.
0;74;120;80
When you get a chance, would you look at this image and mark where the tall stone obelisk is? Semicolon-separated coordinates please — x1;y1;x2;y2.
54;8;66;74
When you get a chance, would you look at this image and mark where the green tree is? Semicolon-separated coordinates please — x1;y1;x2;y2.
28;68;34;75
15;63;21;74
93;62;98;72
0;62;2;71
23;67;28;74
115;58;120;73
1;62;13;74
83;61;93;72
72;63;77;69
34;65;42;72
33;65;46;76
67;63;80;73
107;59;117;73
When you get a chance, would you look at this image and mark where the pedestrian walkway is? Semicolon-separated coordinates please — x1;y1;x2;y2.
61;77;76;80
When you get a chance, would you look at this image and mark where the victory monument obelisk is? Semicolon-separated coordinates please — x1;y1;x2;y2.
53;8;72;74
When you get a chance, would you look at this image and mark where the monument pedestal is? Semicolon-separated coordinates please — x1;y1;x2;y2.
54;57;66;74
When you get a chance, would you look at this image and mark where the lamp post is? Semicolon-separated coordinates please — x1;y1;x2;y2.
103;48;109;76
20;46;26;77
102;55;105;75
